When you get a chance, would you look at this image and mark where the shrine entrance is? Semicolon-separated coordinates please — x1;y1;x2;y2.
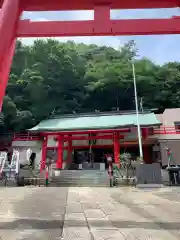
73;147;113;169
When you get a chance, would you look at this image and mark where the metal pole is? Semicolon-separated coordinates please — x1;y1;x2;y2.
132;60;143;159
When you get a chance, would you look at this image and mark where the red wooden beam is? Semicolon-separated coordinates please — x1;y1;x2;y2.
69;144;113;149
17;17;180;37
9;0;180;11
47;144;114;150
63;135;112;141
62;134;124;141
42;128;130;136
47;142;143;150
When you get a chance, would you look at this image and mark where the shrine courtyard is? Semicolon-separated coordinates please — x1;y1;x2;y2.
0;187;180;240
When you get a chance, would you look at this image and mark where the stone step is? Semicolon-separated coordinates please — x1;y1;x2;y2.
55;170;107;173
50;180;110;187
54;174;105;177
50;170;109;187
52;179;108;183
51;170;137;186
50;183;109;187
16;177;45;186
53;170;108;176
53;171;108;176
51;176;109;181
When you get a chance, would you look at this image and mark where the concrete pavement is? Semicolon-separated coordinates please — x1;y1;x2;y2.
0;186;180;239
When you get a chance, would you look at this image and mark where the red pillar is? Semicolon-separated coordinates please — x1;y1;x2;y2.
40;136;47;172
113;132;120;167
67;135;72;164
0;40;16;110
142;128;149;139
143;146;152;164
0;0;21;110
94;5;111;34
56;135;63;169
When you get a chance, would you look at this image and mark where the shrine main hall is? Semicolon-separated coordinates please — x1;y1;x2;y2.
12;110;164;171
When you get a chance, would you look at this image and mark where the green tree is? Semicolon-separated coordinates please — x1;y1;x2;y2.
1;38;180;133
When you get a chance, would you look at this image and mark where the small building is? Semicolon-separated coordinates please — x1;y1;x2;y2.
12;110;162;171
152;108;180;166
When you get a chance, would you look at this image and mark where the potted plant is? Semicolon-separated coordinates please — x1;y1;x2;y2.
119;152;132;184
120;152;131;164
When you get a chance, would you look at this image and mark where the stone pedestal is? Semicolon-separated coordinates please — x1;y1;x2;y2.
161;169;170;184
136;163;162;187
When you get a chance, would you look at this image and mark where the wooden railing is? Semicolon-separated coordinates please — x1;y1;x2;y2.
12;126;180;141
153;126;180;134
13;132;41;141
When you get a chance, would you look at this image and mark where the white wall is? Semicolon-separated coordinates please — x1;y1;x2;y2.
13;144;42;167
47;136;58;147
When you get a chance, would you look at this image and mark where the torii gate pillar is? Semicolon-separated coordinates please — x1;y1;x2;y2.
0;0;21;111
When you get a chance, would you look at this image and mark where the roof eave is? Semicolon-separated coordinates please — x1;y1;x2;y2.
29;124;134;132
29;122;162;133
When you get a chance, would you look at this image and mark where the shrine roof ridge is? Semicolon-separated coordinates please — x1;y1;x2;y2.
48;110;153;120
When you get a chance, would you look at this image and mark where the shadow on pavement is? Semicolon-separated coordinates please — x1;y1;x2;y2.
0;219;179;230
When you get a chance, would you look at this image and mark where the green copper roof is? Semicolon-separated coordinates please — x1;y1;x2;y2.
29;112;161;132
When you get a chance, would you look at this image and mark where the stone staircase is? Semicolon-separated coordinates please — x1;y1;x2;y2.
50;170;110;187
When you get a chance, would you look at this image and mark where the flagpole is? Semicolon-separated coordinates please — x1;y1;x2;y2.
132;60;143;160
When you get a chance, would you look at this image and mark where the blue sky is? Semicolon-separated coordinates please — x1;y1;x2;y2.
21;8;180;65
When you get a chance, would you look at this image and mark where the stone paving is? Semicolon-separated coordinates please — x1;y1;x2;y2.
0;187;180;239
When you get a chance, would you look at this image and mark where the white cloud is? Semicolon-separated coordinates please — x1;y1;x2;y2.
34;17;49;22
20;36;121;50
22;10;94;21
111;8;180;19
20;10;121;49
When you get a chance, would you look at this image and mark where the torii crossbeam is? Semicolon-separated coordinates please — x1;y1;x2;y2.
0;0;179;111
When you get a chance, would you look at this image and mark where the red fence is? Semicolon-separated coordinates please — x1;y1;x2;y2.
13;132;41;141
13;126;180;141
153;126;180;134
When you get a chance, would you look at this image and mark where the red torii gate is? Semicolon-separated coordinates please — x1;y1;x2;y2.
0;0;179;170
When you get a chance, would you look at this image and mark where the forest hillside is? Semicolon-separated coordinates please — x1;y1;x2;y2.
1;39;180;132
